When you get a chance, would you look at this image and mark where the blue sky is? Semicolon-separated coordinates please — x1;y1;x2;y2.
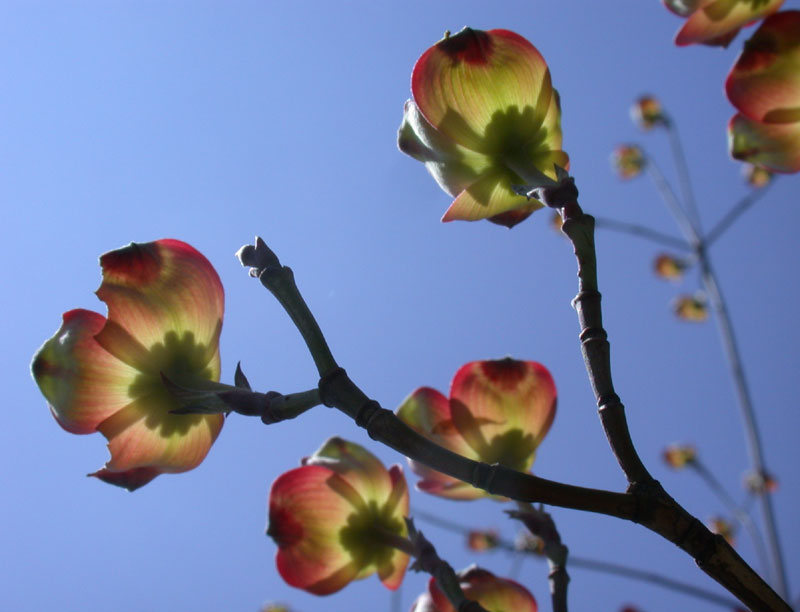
2;2;798;611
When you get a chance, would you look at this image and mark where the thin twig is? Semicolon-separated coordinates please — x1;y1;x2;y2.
645;157;700;246
691;460;771;578
509;503;569;612
593;217;690;250
698;253;789;597
705;181;776;247
643;159;789;597
665;120;703;234
384;519;490;612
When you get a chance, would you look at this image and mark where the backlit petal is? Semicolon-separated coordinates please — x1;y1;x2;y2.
729;112;800;172
305;437;394;507
674;0;785;47
31;309;138;434
412;29;556;151
97;394;223;473
376;466;410;590
269;464;356;595
428;568;538;612
89;466;162;492
726;11;800;123
450;359;556;470
95;239;223;361
397;387;474;458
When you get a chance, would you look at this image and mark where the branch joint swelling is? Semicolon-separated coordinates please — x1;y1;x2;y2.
318;367;348;407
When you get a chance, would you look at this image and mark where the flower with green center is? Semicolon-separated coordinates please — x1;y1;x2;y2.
727;10;800;173
673;293;709;322
267;437;409;595
663;0;785;47
31;239;225;491
663;443;698;468
611;145;647;179
743;469;778;494
631;95;667;130
709;516;736;544
467;530;500;552
654;254;688;280
398;27;568;228
396;358;556;501
410;567;538;612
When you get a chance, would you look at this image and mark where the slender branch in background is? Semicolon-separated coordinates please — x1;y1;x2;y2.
508;503;569;612
698;254;789;598
705;180;776;247
641;149;789;598
593;217;691;250
391;583;401;612
665;119;703;234
238;235;791;611
690;460;771;577
411;510;743;610
645;156;700;246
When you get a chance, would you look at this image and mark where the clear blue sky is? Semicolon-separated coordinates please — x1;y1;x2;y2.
2;2;798;611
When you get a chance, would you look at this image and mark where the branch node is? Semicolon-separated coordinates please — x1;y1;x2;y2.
318;367;348;407
470;462;498;494
355;399;382;430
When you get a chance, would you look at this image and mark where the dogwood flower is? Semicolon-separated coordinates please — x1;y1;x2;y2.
396;358;556;500
31;239;225;491
663;0;784;47
611;145;647;179
398;27;568;228
631;95;667;130
410;567;538;612
267;437;409;595
727;10;800;173
663;443;698;469
654;254;688;280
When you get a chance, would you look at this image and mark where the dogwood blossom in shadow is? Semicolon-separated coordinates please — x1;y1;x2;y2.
398;27;568;228
396;359;556;500
267;437;409;595
31;239;225;491
409;566;538;612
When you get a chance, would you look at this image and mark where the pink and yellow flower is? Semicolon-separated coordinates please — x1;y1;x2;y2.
743;469;778;494
673;293;709;322
31;239;225;491
410;567;538;612
663;0;785;47
726;11;800;173
396;359;556;501
267;437;410;595
467;530;500;552
611;145;647;179
398;28;568;228
631;95;667;130
654;254;688;280
662;443;697;469
709;516;736;544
